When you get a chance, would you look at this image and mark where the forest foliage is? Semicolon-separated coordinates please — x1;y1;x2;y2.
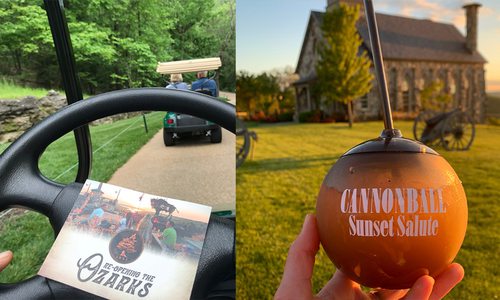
0;0;235;94
236;68;297;122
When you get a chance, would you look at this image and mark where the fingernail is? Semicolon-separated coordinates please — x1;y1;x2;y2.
0;250;12;260
300;214;314;232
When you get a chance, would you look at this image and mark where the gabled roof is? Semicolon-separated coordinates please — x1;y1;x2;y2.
296;10;486;74
295;11;322;74
357;13;487;64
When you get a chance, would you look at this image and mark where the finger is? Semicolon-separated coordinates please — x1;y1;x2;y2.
0;250;13;272
317;270;363;299
275;214;320;300
429;263;464;300
403;275;434;300
372;288;409;300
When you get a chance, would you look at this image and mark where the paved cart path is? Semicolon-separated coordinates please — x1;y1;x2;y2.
108;92;235;211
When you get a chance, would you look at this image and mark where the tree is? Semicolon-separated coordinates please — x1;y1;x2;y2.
165;0;235;91
0;2;52;77
315;4;373;127
0;0;236;94
237;70;295;120
236;71;256;113
420;80;452;111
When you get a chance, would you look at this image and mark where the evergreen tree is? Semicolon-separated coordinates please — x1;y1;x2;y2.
316;4;373;127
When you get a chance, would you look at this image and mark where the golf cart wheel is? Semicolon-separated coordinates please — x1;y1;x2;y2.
440;111;475;151
210;127;222;143
163;129;175;146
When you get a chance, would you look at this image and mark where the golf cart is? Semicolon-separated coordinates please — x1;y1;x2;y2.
157;58;223;146
0;1;235;299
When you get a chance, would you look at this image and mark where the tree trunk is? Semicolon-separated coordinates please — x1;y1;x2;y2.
347;101;353;128
13;50;22;73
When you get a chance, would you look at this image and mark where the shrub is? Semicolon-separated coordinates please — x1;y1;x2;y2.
277;112;294;122
487;117;500;126
299;110;323;123
331;112;348;122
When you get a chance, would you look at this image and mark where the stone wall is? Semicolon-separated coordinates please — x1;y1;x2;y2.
0;91;142;143
0;90;64;142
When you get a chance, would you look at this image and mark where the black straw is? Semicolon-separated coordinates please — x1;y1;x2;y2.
363;0;394;131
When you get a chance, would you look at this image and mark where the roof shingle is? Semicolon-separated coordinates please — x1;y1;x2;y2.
311;11;487;64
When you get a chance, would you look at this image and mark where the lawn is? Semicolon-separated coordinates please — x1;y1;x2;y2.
0;111;164;283
0;79;57;99
487;94;500;118
236;121;500;299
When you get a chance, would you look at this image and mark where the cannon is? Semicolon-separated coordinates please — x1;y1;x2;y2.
413;109;475;151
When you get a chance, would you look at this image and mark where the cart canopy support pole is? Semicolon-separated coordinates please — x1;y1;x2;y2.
44;0;92;182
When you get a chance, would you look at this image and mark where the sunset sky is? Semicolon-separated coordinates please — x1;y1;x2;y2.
237;0;500;91
82;181;211;223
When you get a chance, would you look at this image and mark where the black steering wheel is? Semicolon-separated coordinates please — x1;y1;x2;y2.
0;88;235;299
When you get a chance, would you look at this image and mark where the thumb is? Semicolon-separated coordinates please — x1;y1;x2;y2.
0;251;13;272
275;214;320;300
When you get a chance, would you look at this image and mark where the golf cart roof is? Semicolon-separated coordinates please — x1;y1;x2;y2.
156;57;222;74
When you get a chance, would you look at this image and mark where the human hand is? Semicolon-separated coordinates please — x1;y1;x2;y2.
0;250;13;272
275;214;464;300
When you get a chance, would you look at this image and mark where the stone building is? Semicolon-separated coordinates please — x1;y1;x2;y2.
294;0;487;122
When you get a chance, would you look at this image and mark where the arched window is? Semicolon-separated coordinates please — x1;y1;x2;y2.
402;76;411;112
389;68;397;111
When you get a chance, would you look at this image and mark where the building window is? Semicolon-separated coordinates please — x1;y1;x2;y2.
463;73;473;111
299;88;308;111
360;94;368;109
390;69;397;111
449;79;456;95
402;78;410;112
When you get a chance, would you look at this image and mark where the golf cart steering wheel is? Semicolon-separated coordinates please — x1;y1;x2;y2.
0;88;235;299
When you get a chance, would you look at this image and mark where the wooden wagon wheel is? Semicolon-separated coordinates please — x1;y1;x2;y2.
440;111;475;151
236;119;251;168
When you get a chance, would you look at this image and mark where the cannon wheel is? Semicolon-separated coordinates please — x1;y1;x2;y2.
413;110;439;145
440;111;475;151
236;119;250;168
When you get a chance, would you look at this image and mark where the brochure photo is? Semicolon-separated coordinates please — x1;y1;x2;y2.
39;180;212;300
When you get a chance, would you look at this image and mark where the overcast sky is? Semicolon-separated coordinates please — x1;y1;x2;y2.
236;0;500;91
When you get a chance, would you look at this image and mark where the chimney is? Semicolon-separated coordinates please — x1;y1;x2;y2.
463;3;481;53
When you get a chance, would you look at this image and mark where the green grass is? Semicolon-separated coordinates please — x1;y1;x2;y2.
487;94;500;118
0;79;55;99
0;112;164;283
236;121;500;299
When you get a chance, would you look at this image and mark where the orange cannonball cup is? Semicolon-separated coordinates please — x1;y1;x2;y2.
316;135;468;289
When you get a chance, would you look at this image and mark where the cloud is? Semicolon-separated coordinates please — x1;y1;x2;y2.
376;0;500;32
377;0;462;22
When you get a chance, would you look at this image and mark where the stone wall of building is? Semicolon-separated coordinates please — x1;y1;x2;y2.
0;91;142;143
353;60;486;122
296;58;486;123
294;15;323;121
